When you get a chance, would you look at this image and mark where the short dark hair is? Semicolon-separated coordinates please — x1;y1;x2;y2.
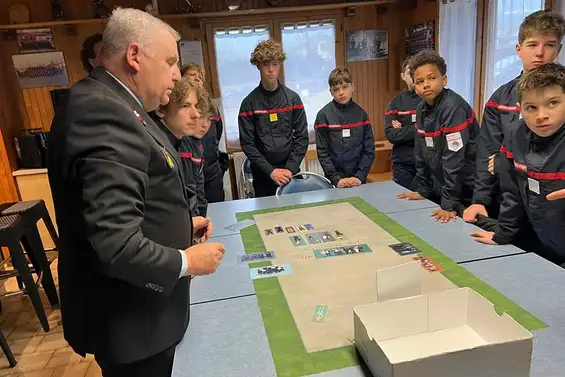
517;62;565;102
409;49;447;77
328;67;352;88
518;10;565;45
80;33;103;73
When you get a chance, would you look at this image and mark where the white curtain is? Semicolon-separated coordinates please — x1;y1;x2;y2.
482;0;543;102
439;0;478;106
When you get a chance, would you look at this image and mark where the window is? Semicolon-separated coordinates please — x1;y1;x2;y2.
281;20;336;142
438;0;478;106
483;0;544;101
213;25;270;150
556;0;565;65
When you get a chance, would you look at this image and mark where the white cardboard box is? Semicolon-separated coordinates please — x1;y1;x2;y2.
354;287;533;377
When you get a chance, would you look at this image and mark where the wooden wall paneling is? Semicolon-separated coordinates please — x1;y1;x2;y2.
0;129;19;204
474;0;487;120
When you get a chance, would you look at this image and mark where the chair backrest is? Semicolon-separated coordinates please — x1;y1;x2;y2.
276;172;334;197
241;157;255;198
304;149;318;171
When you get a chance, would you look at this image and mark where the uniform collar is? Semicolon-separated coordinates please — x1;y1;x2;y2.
333;98;353;110
150;112;182;151
104;69;144;107
259;81;282;96
424;88;446;110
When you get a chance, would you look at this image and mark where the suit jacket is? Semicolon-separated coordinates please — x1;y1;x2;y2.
47;68;193;364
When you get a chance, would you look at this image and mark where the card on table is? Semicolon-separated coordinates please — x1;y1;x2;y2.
312;305;328;323
249;264;292;280
304;224;315;230
412;256;444;272
313;244;373;259
320;231;336;242
285;226;296;234
305;233;322;244
334;230;345;240
237;251;276;265
388;242;421;256
289;235;307;247
225;219;256;232
274;226;285;234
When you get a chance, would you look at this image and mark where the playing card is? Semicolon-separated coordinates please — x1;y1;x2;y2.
312;305;328;323
412;256;444;272
289;235;306;247
334;230;345;240
306;233;322;244
237;251;276;265
320;231;336;242
274;226;284;233
249;264;292;280
285;226;296;233
314;244;372;259
388;242;421;256
304;224;315;230
225;219;256;232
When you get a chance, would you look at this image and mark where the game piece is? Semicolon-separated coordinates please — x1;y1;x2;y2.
297;225;306;232
275;226;284;233
304;224;315;230
285;226;296;233
320;231;336;242
334;230;344;239
237;251;277;265
306;233;322;244
388;242;421;256
289;235;306;247
264;228;274;236
249;264;292;280
312;305;328;323
225;219;256;232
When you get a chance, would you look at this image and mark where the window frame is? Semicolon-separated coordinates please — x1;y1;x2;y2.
203;11;343;152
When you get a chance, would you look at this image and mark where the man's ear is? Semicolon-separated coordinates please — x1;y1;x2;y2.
126;42;142;73
443;74;448;87
155;108;165;119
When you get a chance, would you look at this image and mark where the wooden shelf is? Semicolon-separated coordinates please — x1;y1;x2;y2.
0;0;390;30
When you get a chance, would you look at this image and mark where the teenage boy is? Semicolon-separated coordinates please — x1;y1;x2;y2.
397;49;479;223
238;40;308;197
471;63;565;266
314;67;375;187
464;10;565;224
384;57;421;189
182;63;227;203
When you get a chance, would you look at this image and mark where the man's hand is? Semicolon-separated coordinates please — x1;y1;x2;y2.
462;204;488;223
470;231;497;245
193;216;213;242
337;179;349;188
392;120;402;129
184;243;226;276
396;191;424;200
431;209;457;223
488;154;495;175
349;177;362;187
270;169;292;186
547;189;565;201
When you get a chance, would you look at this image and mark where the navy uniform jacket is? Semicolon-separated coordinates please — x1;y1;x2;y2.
414;89;479;211
384;90;421;165
238;83;308;176
180;137;207;217
314;99;375;185
473;76;521;207
201;111;224;181
47;68;191;364
494;120;565;259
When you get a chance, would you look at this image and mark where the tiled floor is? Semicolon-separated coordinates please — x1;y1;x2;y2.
0;260;102;377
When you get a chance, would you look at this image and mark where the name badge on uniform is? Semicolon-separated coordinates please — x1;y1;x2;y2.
446;131;464;152
425;137;434;147
342;129;351;138
162;148;175;169
269;113;278;122
527;177;540;194
411;114;417;123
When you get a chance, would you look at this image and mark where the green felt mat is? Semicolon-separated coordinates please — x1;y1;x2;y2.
236;197;546;377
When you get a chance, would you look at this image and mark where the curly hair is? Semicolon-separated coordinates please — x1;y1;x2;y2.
250;39;286;66
80;33;103;73
181;62;205;81
409;49;447;77
519;10;565;45
328;67;352;88
517;62;565;102
196;86;214;118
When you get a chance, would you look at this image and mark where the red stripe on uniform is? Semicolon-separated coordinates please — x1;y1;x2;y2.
415;111;475;138
513;160;565;180
211;116;221;121
180;152;192;159
486;101;520;112
239;104;304;117
500;145;513;158
314;120;370;129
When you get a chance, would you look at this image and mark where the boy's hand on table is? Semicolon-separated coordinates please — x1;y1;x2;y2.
396;191;424;200
463;204;488;223
337;179;350;188
470;231;497;245
337;178;362;188
431;209;457;223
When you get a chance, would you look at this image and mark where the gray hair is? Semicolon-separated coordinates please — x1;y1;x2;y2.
101;7;180;59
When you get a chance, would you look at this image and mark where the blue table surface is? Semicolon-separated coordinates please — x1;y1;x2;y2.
174;182;565;377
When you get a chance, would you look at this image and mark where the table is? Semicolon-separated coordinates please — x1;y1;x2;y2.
175;181;565;377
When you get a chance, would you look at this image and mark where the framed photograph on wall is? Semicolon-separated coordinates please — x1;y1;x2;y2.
16;28;55;53
405;20;435;57
347;29;388;62
12;51;69;89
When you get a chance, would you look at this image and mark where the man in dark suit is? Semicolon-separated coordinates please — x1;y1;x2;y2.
47;8;225;377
